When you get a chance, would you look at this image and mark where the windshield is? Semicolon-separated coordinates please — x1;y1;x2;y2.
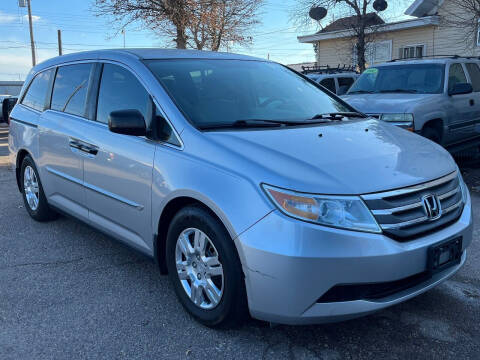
145;59;353;129
348;64;445;94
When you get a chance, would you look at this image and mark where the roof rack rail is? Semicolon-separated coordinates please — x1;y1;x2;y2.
389;54;480;62
301;64;358;75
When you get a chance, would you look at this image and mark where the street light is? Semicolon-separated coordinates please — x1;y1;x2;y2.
18;0;36;66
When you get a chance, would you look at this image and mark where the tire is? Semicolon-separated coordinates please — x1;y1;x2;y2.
166;205;248;327
20;155;57;222
422;126;441;144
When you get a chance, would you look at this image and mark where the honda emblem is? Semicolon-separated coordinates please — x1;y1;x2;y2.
422;194;442;220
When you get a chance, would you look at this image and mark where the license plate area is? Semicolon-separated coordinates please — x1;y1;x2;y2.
427;237;462;273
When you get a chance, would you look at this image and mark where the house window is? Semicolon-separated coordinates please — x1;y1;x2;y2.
352;40;392;66
399;45;425;59
477;19;480;47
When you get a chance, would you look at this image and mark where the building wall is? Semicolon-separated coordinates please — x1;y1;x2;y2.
316;37;354;67
433;0;480;57
314;0;480;68
389;26;435;58
315;27;437;67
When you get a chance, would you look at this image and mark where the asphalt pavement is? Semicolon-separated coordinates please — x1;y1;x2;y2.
0;124;479;359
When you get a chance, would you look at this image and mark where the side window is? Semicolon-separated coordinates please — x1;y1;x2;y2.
319;78;336;93
338;77;355;88
466;63;480;92
156;108;181;147
96;64;150;125
21;69;53;112
51;64;92;117
448;63;468;92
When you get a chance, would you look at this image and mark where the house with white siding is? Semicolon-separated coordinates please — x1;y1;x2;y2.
297;0;479;68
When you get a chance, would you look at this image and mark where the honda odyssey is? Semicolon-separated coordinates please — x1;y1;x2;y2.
9;49;472;326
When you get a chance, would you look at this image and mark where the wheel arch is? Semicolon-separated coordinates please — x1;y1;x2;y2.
15;148;32;192
422;118;444;140
154;194;238;275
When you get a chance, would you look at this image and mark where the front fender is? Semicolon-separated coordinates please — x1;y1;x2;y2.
414;109;447;132
151;145;274;265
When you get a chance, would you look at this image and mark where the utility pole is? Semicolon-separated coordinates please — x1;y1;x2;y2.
121;28;125;48
26;0;36;66
57;29;63;56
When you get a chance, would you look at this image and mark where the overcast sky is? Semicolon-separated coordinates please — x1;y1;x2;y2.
0;0;411;81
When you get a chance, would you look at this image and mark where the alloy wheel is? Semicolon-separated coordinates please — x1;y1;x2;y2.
175;228;224;310
23;165;39;211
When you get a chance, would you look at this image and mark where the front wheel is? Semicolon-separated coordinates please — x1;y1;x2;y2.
166;205;247;327
20;155;57;222
422;126;441;144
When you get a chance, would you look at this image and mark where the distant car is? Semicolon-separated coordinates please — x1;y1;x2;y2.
342;57;480;148
306;72;359;95
0;96;18;123
0;95;12;123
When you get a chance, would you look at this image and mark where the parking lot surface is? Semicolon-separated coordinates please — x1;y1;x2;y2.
0;124;479;359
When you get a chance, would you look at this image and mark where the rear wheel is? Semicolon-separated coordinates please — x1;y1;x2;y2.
166;205;247;327
20;155;57;222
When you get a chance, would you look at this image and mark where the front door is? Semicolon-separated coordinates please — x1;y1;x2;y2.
82;63;156;253
446;63;475;144
464;63;480;138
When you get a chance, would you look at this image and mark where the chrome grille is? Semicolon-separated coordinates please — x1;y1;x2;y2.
361;172;464;240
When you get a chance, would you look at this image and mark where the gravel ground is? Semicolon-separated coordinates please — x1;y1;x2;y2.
0;124;479;359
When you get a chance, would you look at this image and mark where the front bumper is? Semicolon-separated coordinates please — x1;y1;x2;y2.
236;191;473;325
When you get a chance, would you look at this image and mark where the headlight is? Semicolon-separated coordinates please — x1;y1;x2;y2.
262;184;381;233
458;172;468;204
380;113;414;122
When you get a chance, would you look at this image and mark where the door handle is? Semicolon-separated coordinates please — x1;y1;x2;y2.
69;139;83;150
470;99;475;106
69;138;99;156
82;145;98;155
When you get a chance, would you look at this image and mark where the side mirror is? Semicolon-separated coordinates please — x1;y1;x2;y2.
108;109;146;136
337;85;350;96
448;83;473;96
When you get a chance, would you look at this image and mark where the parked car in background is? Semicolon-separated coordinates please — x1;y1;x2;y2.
1;96;17;123
0;95;11;122
9;49;472;327
302;65;359;95
342;57;480;150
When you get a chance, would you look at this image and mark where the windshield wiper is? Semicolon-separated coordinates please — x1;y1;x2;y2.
347;90;374;94
310;112;366;121
198;118;331;130
378;89;419;93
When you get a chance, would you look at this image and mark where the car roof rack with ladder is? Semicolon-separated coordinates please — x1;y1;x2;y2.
301;64;358;75
389;55;480;63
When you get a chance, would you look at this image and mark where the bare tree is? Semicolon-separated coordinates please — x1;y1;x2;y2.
441;0;480;47
187;0;262;51
292;1;407;71
93;0;263;51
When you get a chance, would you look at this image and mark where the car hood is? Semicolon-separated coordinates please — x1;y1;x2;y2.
341;93;437;114
204;119;456;195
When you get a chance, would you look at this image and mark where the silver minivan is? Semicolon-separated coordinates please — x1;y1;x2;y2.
9;49;473;326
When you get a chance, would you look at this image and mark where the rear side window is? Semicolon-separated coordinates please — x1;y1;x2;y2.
448;63;467;92
319;78;336;93
466;63;480;92
338;77;355;88
96;64;150;125
21;69;53;112
51;64;93;117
